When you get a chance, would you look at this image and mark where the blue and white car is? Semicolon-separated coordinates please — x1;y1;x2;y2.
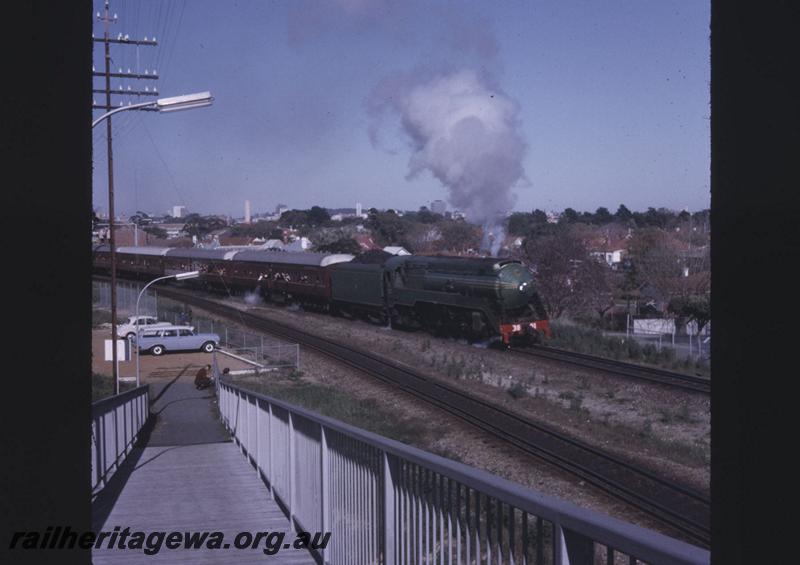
135;325;220;356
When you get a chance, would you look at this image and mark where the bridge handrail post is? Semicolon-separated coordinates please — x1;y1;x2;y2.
288;411;295;529
90;385;149;494
321;426;330;564
383;450;399;565
268;401;274;500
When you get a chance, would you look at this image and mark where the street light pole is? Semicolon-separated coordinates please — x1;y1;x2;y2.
135;271;200;387
92;90;212;394
101;0;120;392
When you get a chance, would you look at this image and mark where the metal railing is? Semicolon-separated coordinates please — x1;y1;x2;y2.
217;378;709;565
91;385;150;494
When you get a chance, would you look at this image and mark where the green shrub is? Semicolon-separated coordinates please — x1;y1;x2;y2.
508;382;527;399
92;309;112;327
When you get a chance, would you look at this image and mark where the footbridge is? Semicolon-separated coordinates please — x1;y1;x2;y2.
91;358;710;564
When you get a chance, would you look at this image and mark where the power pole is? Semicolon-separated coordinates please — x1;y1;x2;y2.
94;0;158;391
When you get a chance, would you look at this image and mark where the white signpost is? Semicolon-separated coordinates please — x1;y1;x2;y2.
104;339;132;393
104;339;131;362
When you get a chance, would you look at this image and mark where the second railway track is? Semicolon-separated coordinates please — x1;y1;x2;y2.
127;282;711;546
514;346;711;395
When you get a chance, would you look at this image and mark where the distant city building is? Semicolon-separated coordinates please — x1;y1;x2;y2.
451;210;465;220
356;202;362;217
171;205;187;218
430;200;447;215
285;237;312;252
244;200;251;224
546;211;560;224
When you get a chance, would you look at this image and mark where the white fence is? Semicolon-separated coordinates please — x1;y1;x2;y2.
91;385;149;494
217;377;709;565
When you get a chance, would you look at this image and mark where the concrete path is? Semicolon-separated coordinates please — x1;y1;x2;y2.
92;372;315;564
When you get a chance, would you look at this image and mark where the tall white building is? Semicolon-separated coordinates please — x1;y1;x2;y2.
356;202;362;217
172;205;187;218
244;200;251;224
431;200;447;215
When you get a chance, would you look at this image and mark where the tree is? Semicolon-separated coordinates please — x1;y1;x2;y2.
594;207;613;224
404;222;441;253
366;210;412;247
413;206;442;224
507;213;533;236
560;208;580;224
531;209;548;224
523;226;592;318
182;214;227;238
307;206;331;227
315;237;362;255
577;257;619;320
668;295;711;335
615;204;633;222
626;227;684;298
279;210;309;229
507;209;549;236
437;220;480;253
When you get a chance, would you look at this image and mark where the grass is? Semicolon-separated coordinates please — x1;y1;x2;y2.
231;373;429;446
507;382;528;399
548;321;710;376
656;404;698;425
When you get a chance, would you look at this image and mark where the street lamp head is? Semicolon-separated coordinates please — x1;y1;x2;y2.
156;91;214;113
174;270;201;281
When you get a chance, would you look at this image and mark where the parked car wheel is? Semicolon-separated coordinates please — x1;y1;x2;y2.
201;341;215;353
151;345;165;356
125;332;136;340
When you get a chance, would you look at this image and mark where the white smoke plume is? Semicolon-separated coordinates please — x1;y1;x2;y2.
244;290;262;306
368;69;527;255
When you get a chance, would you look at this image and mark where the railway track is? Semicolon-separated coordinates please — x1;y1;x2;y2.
97;277;710;546
514;346;711;395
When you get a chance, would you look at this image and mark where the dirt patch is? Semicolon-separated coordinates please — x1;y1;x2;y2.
90;329;257;381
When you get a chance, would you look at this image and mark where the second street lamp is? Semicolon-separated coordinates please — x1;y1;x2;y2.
92;90;213;392
134;271;201;388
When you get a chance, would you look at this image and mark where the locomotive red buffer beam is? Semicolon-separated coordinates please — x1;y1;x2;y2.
500;319;551;345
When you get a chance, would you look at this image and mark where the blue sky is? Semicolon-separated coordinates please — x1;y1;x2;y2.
92;1;710;219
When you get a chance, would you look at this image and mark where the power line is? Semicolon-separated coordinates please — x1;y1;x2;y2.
93;0;159;390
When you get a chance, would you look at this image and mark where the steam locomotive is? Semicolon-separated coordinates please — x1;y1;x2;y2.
93;245;550;345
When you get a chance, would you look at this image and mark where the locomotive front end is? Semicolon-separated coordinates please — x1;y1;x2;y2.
496;261;550;345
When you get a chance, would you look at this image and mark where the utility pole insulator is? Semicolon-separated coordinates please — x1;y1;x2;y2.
93;0;159;391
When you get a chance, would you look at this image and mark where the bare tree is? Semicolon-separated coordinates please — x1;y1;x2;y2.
523;227;590;318
577;259;619;320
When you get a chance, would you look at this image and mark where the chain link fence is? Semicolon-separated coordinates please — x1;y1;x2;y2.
93;280;299;371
